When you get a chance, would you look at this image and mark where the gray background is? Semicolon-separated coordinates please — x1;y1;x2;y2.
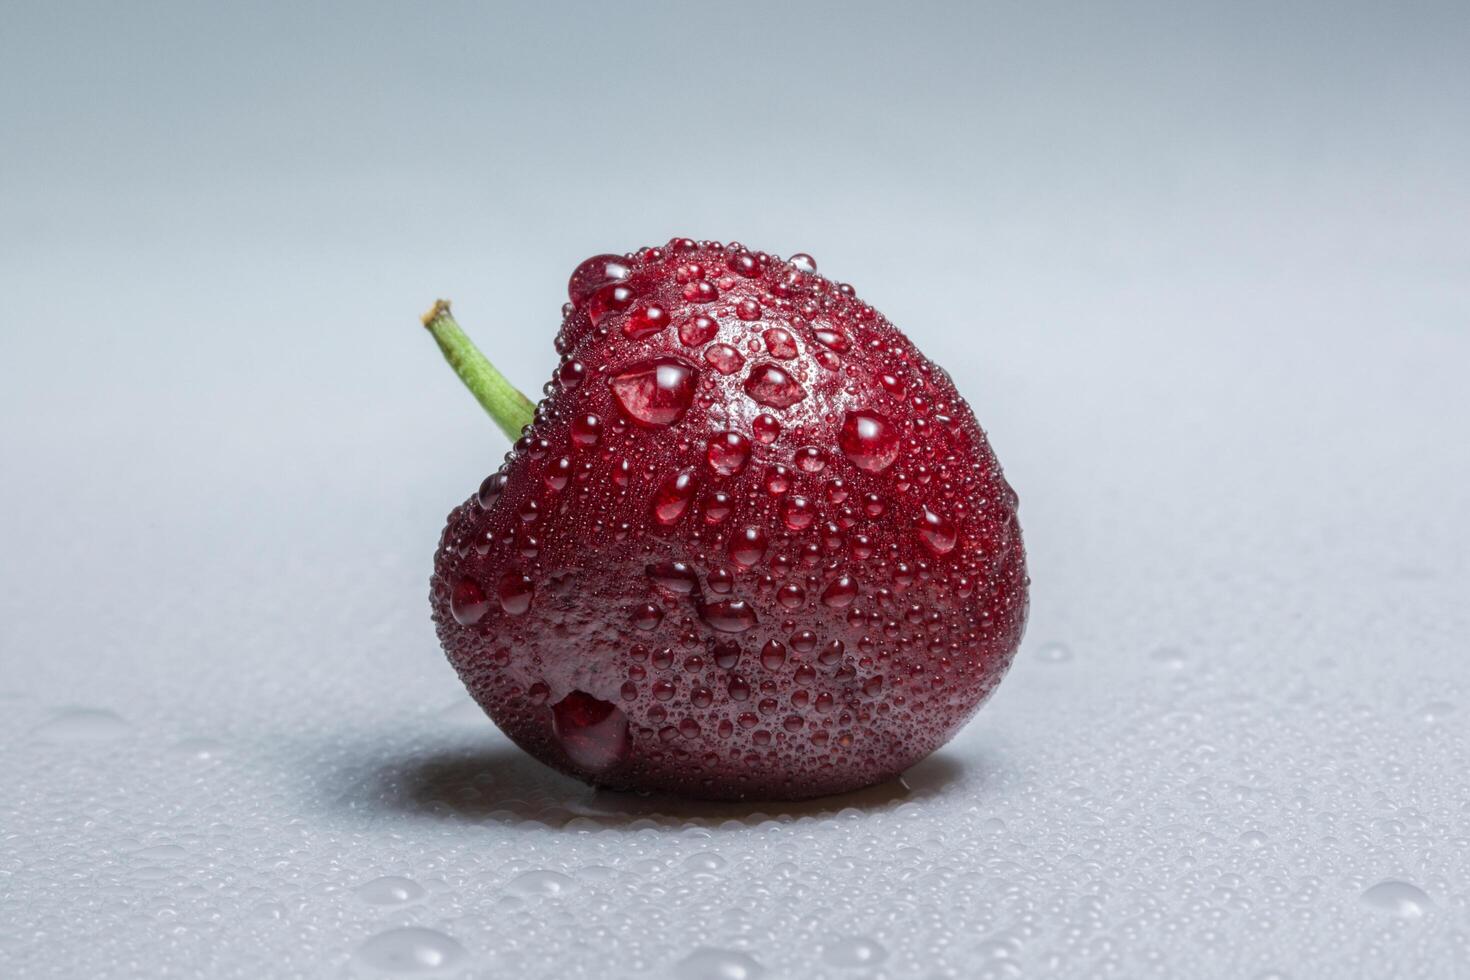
2;2;1468;978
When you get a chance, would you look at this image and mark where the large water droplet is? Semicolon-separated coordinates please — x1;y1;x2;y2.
354;927;467;975
839;411;900;473
33;707;132;743
762;328;797;359
917;506;958;555
698;598;759;633
706;432;752;476
552;691;631;772
728;527;768;568
704;344;745;375
781;495;815;531
744;364;806;408
673;947;766;980
821;575;858;608
679;315;719;347
450;577;490;625
609;358;698;428
647;561;700;594
588;283;636;326
567;254;632;306
653;470;698;525
354;876;427;905
623;304;670;340
1360;880;1432;918
496;571;534;615
789;253;818;273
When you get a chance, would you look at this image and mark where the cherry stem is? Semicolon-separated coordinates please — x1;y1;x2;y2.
420;299;536;442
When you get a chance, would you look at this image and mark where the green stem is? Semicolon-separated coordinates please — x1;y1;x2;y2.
420;299;536;442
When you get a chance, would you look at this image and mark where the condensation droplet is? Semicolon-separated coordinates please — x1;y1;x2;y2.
1360;880;1432;918
673;947;766;980
609;358;698;428
33;707;132;743
355;875;427;905
353;927;467;975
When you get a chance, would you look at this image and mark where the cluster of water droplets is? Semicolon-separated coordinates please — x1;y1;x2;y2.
5;629;1463;978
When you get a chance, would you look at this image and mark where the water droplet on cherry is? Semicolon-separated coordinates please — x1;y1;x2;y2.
704;344;745;375
567;254;632;306
752;414;781;444
698;598;759;633
839;410;900;473
729;526;768;568
679;314;718;347
450;577;489;625
609;358;698;428
706;432;752;476
652;470;698;525
551;691;631;772
496;571;534;615
762;328;797;359
917;506;958;555
623;304;670;339
744;363;806;408
646;561;699;594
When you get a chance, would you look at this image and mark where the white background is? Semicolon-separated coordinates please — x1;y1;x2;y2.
2;3;1468;977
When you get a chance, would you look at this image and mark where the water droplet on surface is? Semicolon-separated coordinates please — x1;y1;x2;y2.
728;253;762;278
744;364;806;408
729;527;769;568
1360;880;1432;918
552;691;631;772
623;304;670;339
789;253;818;273
588;283;636;326
813;328;849;352
706;432;752;476
823;936;887;967
762;327;797;358
647;561;700;594
567;254;632;306
822;575;858;608
698;598;759;633
736;298;762;321
704;344;745;375
508;869;576;897
570;413;603;448
679;314;719;347
839;411;900;473
33;707;132;743
496;571;534;615
781;496;815;530
673;947;766;980
477;472;508;509
917;506;958;555
609;358;698;428
752;414;781;444
683;280;719;303
653;470;698;525
355;876;427;905
354;927;467;975
1036;641;1073;663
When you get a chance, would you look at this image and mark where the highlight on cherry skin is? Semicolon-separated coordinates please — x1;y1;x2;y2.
421;238;1029;801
